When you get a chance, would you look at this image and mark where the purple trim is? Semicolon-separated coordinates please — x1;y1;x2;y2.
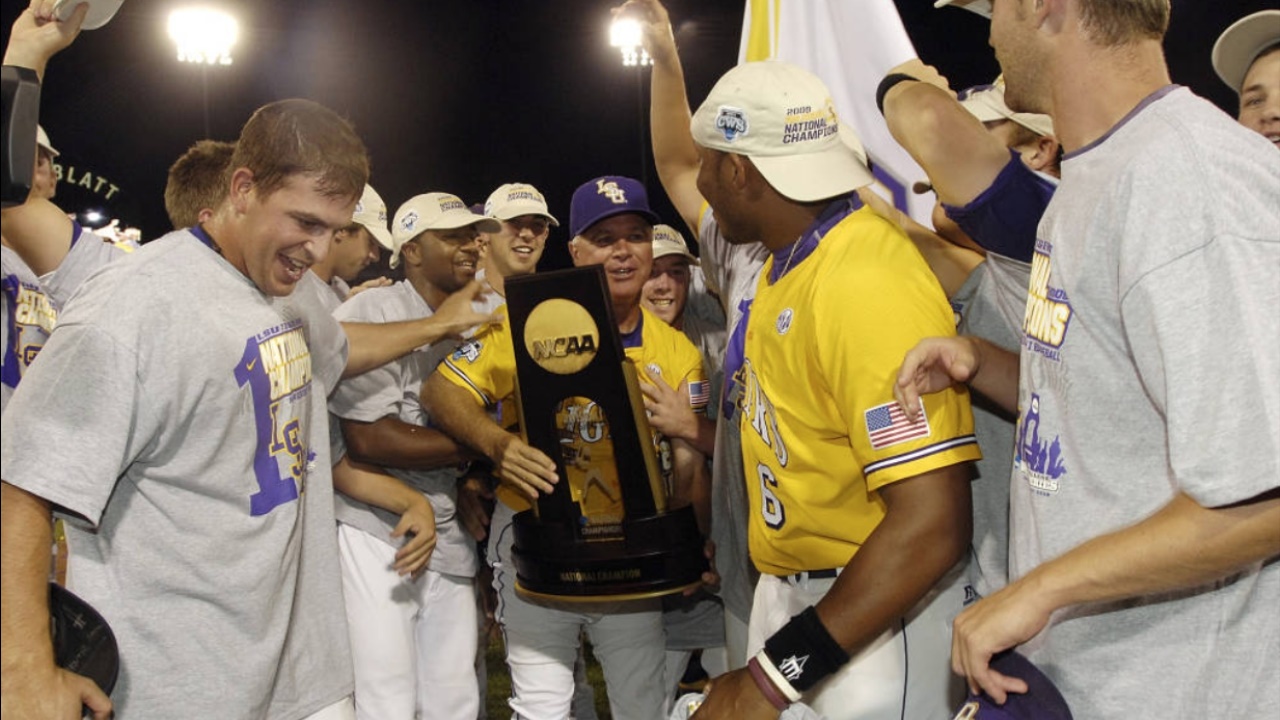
768;193;863;284
189;225;217;251
69;221;84;248
620;312;643;349
1063;85;1181;161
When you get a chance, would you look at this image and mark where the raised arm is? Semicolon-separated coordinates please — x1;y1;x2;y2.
340;281;498;378
619;0;704;235
881;59;1013;207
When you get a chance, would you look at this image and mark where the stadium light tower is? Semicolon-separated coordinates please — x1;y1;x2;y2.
609;17;651;67
168;7;239;137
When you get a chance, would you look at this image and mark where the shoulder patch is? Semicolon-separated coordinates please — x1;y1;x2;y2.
452;340;482;364
864;399;930;450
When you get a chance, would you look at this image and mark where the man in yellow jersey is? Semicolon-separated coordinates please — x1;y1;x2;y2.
686;62;981;720
422;176;710;720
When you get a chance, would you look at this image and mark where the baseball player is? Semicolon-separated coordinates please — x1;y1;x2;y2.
2;97;367;719
422;175;710;720
164;139;236;229
1212;9;1279;143
686;61;981;720
626;0;769;674
898;2;1280;718
309;184;396;303
329;192;500;720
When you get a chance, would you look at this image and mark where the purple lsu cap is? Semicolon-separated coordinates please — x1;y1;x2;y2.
568;176;661;238
951;651;1073;720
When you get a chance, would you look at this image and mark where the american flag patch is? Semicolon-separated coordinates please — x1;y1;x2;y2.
688;380;710;408
864;400;931;450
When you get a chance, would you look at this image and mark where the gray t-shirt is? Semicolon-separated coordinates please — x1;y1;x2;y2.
1;245;55;414
952;246;1033;601
1;230;353;719
1011;87;1280;718
329;280;477;578
696;206;769;624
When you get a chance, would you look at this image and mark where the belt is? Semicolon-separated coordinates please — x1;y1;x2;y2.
782;568;841;584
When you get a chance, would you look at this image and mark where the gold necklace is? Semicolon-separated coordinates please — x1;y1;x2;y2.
778;238;801;279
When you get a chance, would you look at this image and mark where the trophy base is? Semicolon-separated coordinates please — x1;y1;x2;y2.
511;504;708;601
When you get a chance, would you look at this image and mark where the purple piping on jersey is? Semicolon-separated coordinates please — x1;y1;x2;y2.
1062;84;1181;161
768;193;863;284
69;221;84;248
620;311;644;349
189;225;217;251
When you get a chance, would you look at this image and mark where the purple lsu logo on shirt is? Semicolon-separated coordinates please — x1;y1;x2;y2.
235;319;314;516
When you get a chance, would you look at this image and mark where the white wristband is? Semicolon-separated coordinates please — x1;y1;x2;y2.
754;649;802;703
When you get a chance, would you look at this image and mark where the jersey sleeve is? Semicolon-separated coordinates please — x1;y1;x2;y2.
39;224;135;310
942;152;1056;263
816;216;980;491
1122;235;1279;508
673;329;709;413
437;313;515;408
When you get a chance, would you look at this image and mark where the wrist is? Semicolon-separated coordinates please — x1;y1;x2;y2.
746;654;793;712
762;606;850;692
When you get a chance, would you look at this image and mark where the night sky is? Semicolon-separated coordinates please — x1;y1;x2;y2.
2;0;1271;272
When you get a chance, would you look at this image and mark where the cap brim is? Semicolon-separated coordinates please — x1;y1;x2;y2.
751;146;875;202
427;213;502;234
1212;10;1280;92
572;208;661;239
360;222;395;252
933;0;992;19
491;202;560;226
54;0;125;30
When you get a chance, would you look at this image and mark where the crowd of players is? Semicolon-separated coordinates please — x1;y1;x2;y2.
1;0;1277;719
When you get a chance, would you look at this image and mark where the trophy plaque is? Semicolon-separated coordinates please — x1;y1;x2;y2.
505;265;708;600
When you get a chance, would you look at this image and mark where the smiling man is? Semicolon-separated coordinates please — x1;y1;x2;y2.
329;192;499;720
422;175;710;720
1;98;369;719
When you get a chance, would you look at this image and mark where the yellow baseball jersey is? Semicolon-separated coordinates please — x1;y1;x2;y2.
439;305;707;513
739;206;980;576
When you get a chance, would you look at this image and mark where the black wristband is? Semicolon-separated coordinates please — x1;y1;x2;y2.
762;606;850;692
875;72;919;115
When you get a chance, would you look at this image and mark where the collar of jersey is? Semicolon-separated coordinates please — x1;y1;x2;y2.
767;193;862;284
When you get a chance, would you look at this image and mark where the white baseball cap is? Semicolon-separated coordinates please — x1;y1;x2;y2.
933;0;991;19
959;78;1055;138
652;224;698;265
484;182;560;226
1212;10;1280;93
36;125;59;157
391;192;500;268
53;0;125;30
691;61;874;202
351;184;394;252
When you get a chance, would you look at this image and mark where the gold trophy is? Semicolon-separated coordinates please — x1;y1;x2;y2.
505;266;707;600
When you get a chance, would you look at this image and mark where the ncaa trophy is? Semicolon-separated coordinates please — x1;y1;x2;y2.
504;265;707;600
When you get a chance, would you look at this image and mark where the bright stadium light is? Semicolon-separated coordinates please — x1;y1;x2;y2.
609;17;651;67
168;8;238;65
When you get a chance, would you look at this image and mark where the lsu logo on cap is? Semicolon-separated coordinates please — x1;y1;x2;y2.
400;210;420;233
596;179;628;205
715;106;748;142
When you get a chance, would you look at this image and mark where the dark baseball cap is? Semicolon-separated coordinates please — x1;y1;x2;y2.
950;651;1073;720
568;176;661;239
